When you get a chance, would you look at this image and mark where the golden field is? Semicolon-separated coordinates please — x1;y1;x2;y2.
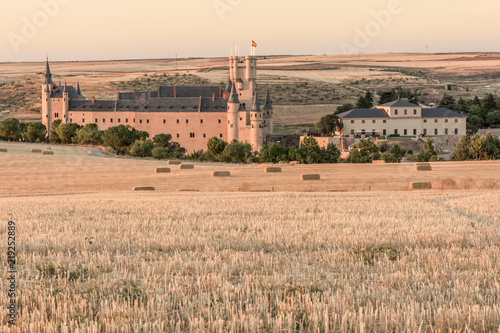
1;143;499;331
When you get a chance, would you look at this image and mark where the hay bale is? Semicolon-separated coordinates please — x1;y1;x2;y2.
265;167;282;173
415;163;432;171
290;161;300;165
167;160;181;165
0;148;7;152
411;182;432;190
213;171;230;177
30;149;42;153
133;186;155;191
42;151;54;155
301;174;320;181
179;164;194;170
155;168;171;173
372;160;385;164
177;189;200;192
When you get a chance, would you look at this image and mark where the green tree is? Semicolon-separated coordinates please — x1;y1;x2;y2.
129;139;154;157
259;143;290;163
220;141;253;163
483;132;500;160
102;125;144;154
348;139;380;163
451;136;472;161
417;138;438;162
469;134;486;160
0;118;21;141
486;110;500;126
314;114;343;136
355;91;374;109
206;137;227;157
55;123;82;143
153;133;172;148
75;123;102;145
21;122;46;142
322;143;341;163
335;103;354;115
438;93;455;109
390;144;406;162
378;90;397;105
482;93;497;112
49;120;63;143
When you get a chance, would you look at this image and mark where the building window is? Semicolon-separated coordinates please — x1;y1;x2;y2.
133;119;135;123
200;119;204;124
362;120;365;124
372;120;376;123
95;118;98;123
103;118;105;123
434;129;438;135
147;119;149;124
395;110;398;115
218;119;221;124
423;129;427;135
361;129;366;135
424;119;427;123
404;129;407;135
455;119;458;123
445;128;448;135
383;129;386;136
69;118;72;122
404;109;407;115
186;119;189;124
176;133;179;138
126;118;128;123
351;129;354;135
177;119;179;124
413;129;417;135
203;133;206;138
455;128;458;134
394;129;398;135
413;109;417;115
82;119;85;123
139;119;142;124
434;119;438;123
118;118;121;123
163;119;166;124
351;120;354;124
190;132;195;138
110;118;113;123
445;119;448;123
383;120;387;123
372;129;376;135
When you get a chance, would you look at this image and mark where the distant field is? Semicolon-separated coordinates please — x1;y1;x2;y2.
0;143;499;331
2;52;500;133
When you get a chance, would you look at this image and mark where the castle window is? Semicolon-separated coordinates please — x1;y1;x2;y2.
110;118;113;123
200;119;203;124
95;118;98;123
203;133;206;138
103;118;105;123
147;119;149;124
163;119;166;124
186;119;189;123
176;119;179;124
220;133;223;138
82;119;85;123
126;118;128;123
218;119;221;124
190;132;195;138
118;118;121;123
140;119;142;124
133;119;135;123
70;118;72;122
177;133;179;138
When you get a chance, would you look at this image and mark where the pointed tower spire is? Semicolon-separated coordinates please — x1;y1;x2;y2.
224;77;232;92
59;80;61;87
228;81;240;104
263;90;273;110
251;92;261;111
76;81;81;95
63;81;68;92
43;57;55;85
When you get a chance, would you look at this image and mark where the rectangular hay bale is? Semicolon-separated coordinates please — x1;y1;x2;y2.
265;167;282;173
411;182;432;190
133;186;155;191
213;171;230;177
301;174;321;181
0;148;7;152
167;160;181;165
31;149;42;153
415;163;432;171
155;168;171;173
42;150;54;155
179;164;194;170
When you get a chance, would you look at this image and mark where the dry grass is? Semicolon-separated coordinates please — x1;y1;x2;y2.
1;191;500;331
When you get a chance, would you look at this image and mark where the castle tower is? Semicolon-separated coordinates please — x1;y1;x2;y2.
62;82;69;123
250;92;263;150
228;53;256;108
262;90;274;138
42;58;55;134
227;81;240;142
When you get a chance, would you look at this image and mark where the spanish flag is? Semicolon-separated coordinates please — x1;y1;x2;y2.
252;40;257;48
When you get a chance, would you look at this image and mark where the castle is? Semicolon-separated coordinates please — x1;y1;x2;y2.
41;55;273;152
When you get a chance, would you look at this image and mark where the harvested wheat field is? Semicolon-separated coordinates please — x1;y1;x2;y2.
1;142;500;331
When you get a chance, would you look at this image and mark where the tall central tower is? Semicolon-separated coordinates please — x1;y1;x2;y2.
228;55;255;109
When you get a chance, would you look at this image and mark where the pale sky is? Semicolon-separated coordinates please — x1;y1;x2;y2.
1;0;499;62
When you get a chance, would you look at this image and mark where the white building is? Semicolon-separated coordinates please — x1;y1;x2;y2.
338;100;467;137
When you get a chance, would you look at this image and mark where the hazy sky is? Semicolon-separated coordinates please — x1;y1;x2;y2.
1;0;499;62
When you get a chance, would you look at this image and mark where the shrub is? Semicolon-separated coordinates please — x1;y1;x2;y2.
130;139;154;157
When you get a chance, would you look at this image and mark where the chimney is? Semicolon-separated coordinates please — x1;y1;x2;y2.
212;93;215;101
135;93;139;100
147;92;151;100
174;86;177;98
92;96;95;103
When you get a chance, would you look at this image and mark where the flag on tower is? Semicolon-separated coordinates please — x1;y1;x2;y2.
252;40;257;48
